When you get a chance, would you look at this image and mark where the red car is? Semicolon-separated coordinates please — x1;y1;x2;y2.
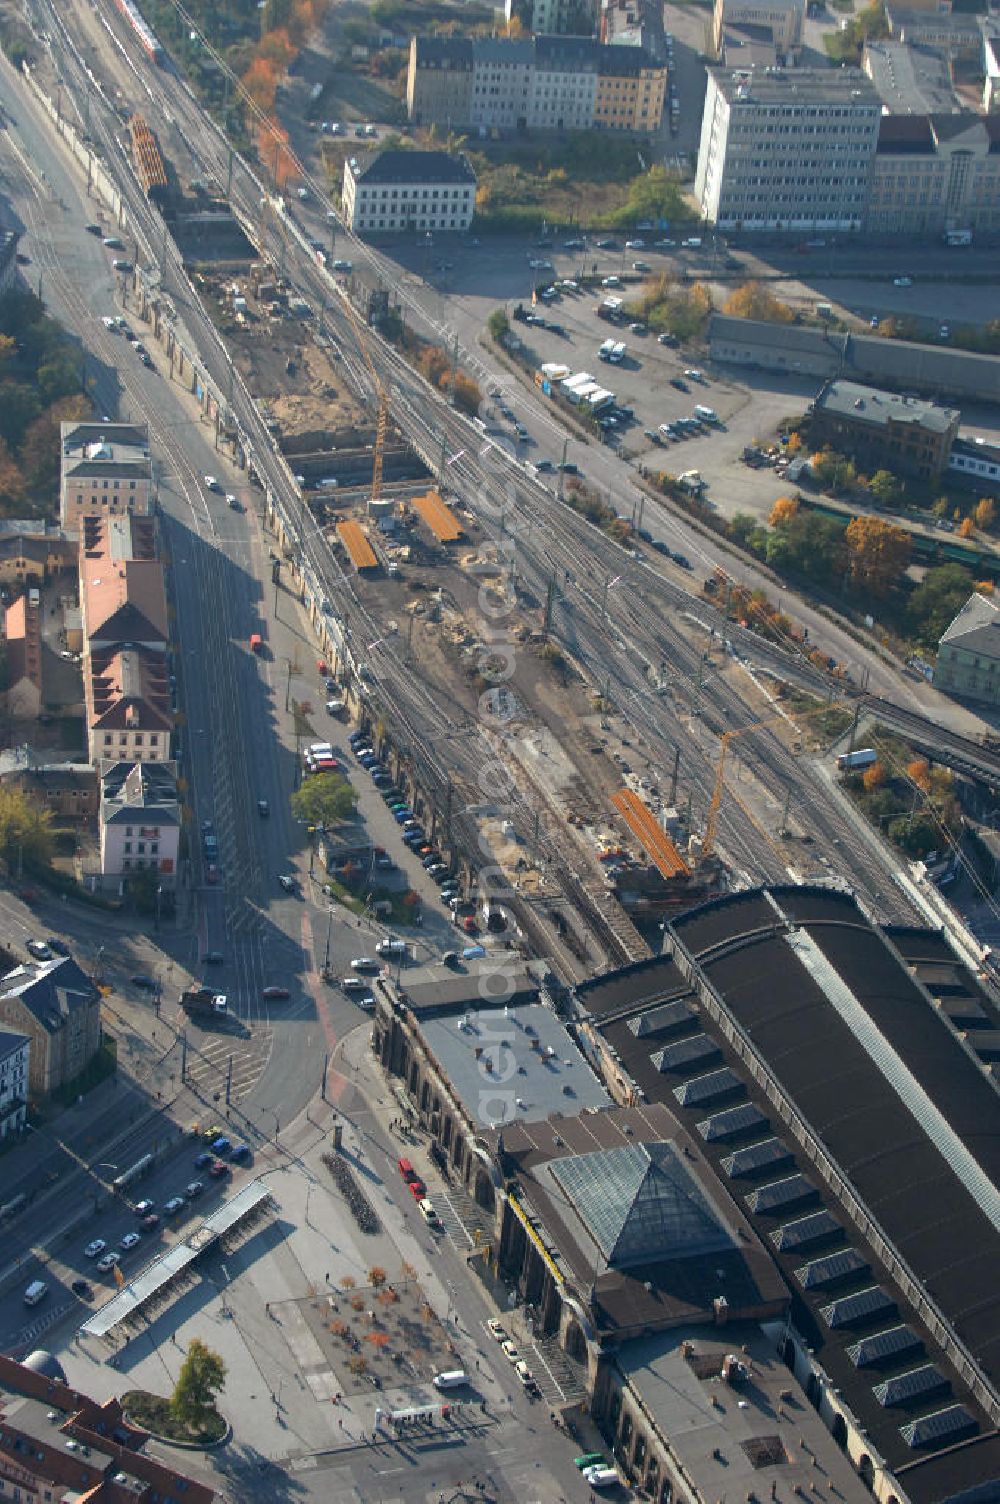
140;1213;160;1232
206;864;219;884
208;1159;229;1178
463;916;478;935
408;1178;427;1199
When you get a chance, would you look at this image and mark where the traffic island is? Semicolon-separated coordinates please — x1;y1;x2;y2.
121;1390;229;1449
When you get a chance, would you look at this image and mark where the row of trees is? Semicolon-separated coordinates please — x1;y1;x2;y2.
0;292;89;519
730;498;988;648
731;497;913;596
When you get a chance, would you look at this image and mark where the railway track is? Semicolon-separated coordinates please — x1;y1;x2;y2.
47;0;937;942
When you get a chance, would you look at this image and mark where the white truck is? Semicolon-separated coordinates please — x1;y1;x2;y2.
836;748;877;771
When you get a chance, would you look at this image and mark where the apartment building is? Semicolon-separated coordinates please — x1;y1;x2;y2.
936;592;1000;706
712;0;805;58
594;44;666;130
2;593;42;722
529;36;601;129
78;513;172;767
810;379;960;481
0;521;76;588
866;113;1000;237
88;645;172;766
79;514;167;654
0;1353;215;1504
405;36;473;124
59;420;153;530
0;956;100;1099
506;0;597;34
407;33;666;131
694;67;881;230
101;759;179;885
343;149;476;234
0;1029;29;1139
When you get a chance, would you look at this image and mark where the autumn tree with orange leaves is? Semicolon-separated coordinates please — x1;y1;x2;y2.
844;516;911;596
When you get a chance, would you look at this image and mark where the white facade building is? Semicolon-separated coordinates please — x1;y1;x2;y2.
100;760;180;887
59;422;153;531
694;66;881;230
528;38;600;128
343;150;476;235
0;1029;29;1138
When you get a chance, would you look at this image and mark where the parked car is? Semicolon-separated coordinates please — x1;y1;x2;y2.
195;1150;214;1168
163;1196;186;1215
134;1200;155;1217
208;1159;229;1178
96;1251;120;1273
84;1239;107;1259
263;985;291;999
120;1232;141;1251
211;1136;232;1156
185;1181;204;1198
27;940;53;960
131;974;158;991
140;1213;160;1232
71;1279;94;1299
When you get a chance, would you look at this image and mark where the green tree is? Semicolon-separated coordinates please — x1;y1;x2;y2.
614;166;688;229
487;307;509;342
905;563;975;646
0;786;54;874
290;771;357;829
0;382;41;450
869;469;901;507
170;1339;226;1431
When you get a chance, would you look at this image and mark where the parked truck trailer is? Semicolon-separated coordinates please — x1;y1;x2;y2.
836;748;877;771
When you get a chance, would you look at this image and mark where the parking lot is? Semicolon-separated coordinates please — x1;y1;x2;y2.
499;267;810;515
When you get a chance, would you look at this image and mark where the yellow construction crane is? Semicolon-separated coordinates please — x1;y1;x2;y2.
701;698;847;862
336;288;388;507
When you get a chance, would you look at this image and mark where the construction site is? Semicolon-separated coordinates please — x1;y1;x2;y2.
54;0;896;971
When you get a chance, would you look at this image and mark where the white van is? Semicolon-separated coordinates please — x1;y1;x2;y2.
433;1370;467;1389
24;1280;48;1307
694;404;719;424
584;1466;620;1489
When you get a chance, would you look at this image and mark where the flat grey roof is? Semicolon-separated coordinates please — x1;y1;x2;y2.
420;1001;610;1129
617;1325;867;1504
709;64;879;106
816;379;958;433
863;40;961;113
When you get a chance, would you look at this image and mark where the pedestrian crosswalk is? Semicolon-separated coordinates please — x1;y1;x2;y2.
182;1028;271;1106
434;1183;494;1249
521;1335;588;1406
